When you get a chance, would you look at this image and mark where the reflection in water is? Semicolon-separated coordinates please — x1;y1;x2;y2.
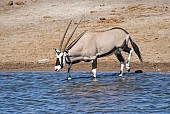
0;71;169;113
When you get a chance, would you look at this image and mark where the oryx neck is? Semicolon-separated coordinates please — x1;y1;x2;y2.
65;54;72;64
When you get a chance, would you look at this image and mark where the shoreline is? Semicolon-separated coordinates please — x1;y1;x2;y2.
0;61;169;72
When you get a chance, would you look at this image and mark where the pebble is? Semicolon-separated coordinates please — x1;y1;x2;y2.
37;59;49;64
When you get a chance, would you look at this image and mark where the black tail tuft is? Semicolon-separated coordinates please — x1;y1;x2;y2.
129;37;143;62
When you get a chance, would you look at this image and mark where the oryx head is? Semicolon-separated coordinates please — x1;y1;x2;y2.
54;49;66;71
54;19;82;71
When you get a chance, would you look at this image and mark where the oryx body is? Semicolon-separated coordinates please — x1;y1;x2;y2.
68;28;130;62
54;20;142;80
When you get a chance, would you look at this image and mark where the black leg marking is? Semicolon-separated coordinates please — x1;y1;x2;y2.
115;53;125;77
92;59;97;69
67;63;72;80
91;59;97;78
120;70;122;74
123;46;131;54
115;53;125;63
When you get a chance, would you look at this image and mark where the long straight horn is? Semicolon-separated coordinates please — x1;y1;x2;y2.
59;20;72;51
63;19;82;51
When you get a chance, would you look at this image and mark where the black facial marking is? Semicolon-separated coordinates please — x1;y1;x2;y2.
55;58;60;66
61;56;63;68
57;52;60;55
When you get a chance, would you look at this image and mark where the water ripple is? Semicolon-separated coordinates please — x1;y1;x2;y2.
0;71;169;113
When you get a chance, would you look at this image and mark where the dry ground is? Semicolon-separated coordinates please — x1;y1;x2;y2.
0;0;169;72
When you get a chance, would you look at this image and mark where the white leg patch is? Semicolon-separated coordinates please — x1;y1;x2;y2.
126;49;133;71
67;77;72;80
92;69;97;78
119;62;124;77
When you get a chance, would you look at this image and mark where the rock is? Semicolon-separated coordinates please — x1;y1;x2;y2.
7;1;13;6
37;59;49;64
99;18;106;20
90;11;96;13
135;70;143;73
100;4;105;7
15;1;25;5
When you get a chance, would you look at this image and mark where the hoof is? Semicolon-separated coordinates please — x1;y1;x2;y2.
119;74;123;77
93;75;96;78
67;77;72;80
127;68;131;72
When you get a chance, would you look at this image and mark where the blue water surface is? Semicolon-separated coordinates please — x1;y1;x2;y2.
0;71;170;114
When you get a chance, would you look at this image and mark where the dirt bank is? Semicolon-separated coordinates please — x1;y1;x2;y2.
0;0;169;72
0;61;170;72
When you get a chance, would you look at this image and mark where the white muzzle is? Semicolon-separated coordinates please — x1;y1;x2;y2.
54;65;61;72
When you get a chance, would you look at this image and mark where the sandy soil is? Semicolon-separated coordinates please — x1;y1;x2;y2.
0;0;170;72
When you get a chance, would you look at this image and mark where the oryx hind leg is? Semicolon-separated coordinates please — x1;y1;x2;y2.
91;59;97;78
123;47;133;72
115;52;125;77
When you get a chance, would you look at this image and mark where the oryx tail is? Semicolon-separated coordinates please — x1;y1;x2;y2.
129;37;143;62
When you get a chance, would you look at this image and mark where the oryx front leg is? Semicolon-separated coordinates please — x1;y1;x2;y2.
126;49;133;72
115;53;125;77
67;63;72;80
92;59;97;78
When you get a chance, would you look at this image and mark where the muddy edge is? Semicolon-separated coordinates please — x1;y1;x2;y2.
0;61;169;72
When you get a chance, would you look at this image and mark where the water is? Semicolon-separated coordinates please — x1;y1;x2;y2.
0;71;169;114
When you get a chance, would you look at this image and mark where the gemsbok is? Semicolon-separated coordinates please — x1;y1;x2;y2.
54;19;143;80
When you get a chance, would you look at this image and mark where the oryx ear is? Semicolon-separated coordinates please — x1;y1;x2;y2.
54;48;57;52
54;48;60;53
